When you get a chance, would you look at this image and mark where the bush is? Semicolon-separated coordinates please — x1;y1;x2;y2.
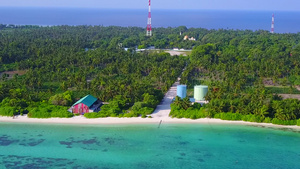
127;101;155;118
143;93;159;108
242;114;264;123
0;106;18;117
190;114;197;119
297;119;300;126
0;97;29;110
84;113;100;118
129;107;154;117
132;102;147;111
27;103;73;118
263;117;272;123
84;103;124;118
271;118;297;125
214;113;242;121
49;91;74;106
170;103;208;119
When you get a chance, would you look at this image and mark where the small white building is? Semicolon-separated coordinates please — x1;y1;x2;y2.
183;35;196;41
188;37;196;41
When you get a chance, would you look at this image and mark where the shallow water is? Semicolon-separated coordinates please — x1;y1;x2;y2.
0;123;299;169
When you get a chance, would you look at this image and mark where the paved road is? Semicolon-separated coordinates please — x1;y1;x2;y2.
151;80;179;119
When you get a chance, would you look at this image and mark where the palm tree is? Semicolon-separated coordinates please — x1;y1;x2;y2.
182;97;191;110
173;96;183;108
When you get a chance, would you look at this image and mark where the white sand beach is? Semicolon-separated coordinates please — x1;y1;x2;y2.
1;115;300;131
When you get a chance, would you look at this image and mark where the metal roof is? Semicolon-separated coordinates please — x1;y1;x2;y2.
72;95;98;108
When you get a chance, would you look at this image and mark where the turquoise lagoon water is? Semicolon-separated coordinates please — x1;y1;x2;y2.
0;123;299;169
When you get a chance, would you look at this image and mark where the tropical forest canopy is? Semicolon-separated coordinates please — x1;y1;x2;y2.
1;24;300;125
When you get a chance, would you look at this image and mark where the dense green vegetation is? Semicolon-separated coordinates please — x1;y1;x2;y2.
170;96;208;119
170;97;300;126
175;29;300;126
27;102;73;118
84;93;157;118
0;25;187;118
1;24;300;126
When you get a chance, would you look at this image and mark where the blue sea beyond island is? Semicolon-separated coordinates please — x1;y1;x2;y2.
0;7;299;33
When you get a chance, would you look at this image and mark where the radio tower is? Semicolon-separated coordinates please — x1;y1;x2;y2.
146;0;152;36
271;14;275;33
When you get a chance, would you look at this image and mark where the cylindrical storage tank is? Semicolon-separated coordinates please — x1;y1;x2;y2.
177;85;187;99
194;85;208;101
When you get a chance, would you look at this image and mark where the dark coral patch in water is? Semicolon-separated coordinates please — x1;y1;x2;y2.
82;138;97;145
180;153;186;156
59;137;101;150
59;141;72;146
59;136;125;151
0;135;19;146
19;139;45;147
104;137;116;145
178;141;189;145
0;155;97;168
204;153;213;157
198;158;205;162
0;134;46;147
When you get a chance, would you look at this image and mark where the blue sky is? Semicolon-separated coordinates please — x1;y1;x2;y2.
1;0;300;11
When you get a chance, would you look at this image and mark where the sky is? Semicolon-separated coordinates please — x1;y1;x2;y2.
0;0;300;11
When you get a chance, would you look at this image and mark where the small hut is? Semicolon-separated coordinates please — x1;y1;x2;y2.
69;95;102;114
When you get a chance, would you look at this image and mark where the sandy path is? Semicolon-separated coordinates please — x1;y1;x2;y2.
165;51;188;56
151;80;179;119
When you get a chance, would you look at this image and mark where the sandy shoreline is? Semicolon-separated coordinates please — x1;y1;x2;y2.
1;80;299;132
1;115;300;131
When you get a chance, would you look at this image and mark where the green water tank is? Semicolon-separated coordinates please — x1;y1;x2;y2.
194;85;208;101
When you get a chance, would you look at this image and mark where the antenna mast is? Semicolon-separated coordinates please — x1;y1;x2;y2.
146;0;152;36
271;14;274;33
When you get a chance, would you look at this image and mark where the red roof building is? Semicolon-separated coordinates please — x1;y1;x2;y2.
69;95;102;114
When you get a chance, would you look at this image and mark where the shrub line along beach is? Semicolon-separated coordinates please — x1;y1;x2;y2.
2;73;300;131
1;79;300;131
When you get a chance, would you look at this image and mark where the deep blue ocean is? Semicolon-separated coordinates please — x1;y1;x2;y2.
0;7;299;33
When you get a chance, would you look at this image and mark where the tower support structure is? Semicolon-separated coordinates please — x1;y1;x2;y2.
271;14;275;33
146;0;152;36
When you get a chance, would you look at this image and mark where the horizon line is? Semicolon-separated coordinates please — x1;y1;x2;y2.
0;6;299;12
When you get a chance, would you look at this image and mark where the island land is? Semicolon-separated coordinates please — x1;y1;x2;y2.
1;25;300;129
